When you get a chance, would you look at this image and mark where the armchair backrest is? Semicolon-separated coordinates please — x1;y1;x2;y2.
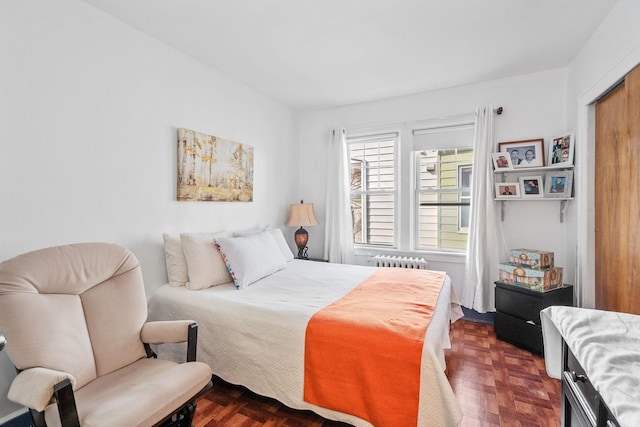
0;243;148;389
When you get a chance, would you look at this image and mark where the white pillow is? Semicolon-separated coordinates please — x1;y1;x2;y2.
271;228;294;262
233;225;270;237
180;232;233;290
215;230;287;289
162;234;189;287
233;226;294;262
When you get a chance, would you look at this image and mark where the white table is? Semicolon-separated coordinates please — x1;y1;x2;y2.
541;306;640;426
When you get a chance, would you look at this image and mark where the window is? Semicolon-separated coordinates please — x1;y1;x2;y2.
348;133;397;247
345;118;474;254
415;148;473;251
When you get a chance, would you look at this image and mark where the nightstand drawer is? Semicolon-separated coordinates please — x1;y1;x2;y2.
496;288;546;324
495;282;573;325
494;311;543;355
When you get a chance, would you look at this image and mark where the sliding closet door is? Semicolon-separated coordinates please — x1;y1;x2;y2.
595;64;640;314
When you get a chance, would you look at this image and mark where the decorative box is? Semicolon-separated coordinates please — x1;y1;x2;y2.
498;262;563;292
510;249;554;270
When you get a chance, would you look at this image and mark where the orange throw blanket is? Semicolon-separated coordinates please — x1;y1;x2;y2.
304;268;446;427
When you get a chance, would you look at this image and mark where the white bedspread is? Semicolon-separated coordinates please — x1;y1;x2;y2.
147;260;463;426
541;306;640;426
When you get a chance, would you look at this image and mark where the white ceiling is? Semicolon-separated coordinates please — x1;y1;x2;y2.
80;0;618;111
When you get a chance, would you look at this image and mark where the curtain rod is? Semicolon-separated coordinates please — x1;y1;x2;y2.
341;107;503;137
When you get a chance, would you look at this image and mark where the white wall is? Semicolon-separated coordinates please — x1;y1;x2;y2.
2;0;638;422
0;0;299;420
298;69;570;300
566;0;640;308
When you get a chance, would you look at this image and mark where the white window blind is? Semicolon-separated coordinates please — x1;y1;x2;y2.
413;123;474;151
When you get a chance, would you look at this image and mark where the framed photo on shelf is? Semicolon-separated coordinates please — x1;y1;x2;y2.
519;176;544;198
498;139;545;168
545;170;573;198
492;153;513;170
548;132;574;166
495;182;520;199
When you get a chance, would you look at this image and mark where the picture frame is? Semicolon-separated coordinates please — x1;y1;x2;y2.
495;182;520;199
498;139;545;168
548;132;574;166
545;170;573;198
519;176;544;198
492;152;513;170
177;128;254;202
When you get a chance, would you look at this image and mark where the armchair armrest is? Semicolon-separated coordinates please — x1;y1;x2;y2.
8;367;76;412
140;320;195;344
141;321;199;362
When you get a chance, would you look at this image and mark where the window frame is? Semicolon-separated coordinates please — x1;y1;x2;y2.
349;157;367;243
347;115;474;260
411;120;475;253
458;164;472;233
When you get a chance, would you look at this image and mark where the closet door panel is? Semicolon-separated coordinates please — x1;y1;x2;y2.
595;64;640;314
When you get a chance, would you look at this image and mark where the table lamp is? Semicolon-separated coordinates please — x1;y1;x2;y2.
286;200;319;259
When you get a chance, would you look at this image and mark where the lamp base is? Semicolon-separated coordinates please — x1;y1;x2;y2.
294;227;309;260
296;246;309;260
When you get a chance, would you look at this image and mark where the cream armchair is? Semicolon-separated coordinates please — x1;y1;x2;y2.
0;243;212;427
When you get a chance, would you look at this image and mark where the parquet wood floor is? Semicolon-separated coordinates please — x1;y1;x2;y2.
193;319;561;426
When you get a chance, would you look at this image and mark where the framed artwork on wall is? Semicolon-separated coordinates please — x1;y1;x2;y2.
177;128;254;202
498;139;545;168
519;176;544;198
548;132;574;166
492;152;513;170
545;171;573;198
495;182;520;199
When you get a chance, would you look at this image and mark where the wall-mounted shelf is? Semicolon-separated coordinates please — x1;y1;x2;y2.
498;198;573;222
493;164;574;223
493;164;574;175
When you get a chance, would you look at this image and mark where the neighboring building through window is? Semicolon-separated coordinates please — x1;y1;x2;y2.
348;133;397;247
415;148;473;251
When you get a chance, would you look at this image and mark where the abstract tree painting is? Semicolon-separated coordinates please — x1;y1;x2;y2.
177;128;254;202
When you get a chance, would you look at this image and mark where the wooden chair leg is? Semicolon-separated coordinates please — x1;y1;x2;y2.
30;409;47;427
187;323;198;363
29;379;80;427
54;378;80;427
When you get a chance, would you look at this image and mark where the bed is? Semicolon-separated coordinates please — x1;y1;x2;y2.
148;230;463;426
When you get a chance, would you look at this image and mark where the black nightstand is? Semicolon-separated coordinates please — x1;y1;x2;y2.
494;281;573;356
295;257;329;262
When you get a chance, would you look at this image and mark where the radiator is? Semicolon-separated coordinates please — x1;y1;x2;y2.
370;255;429;269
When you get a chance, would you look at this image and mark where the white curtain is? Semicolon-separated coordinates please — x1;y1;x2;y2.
324;127;354;264
461;106;508;312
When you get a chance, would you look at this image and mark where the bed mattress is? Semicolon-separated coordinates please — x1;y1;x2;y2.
147;260;463;426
